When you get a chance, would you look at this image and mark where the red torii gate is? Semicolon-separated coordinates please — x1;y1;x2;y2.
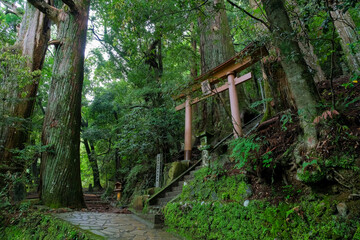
174;44;268;161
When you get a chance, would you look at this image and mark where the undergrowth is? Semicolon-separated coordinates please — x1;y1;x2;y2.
0;210;102;240
165;199;360;240
165;167;360;239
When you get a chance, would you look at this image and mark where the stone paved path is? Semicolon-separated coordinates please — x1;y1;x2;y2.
56;212;179;240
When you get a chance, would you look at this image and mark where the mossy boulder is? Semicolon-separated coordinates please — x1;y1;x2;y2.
164;161;189;186
146;187;160;196
132;195;149;211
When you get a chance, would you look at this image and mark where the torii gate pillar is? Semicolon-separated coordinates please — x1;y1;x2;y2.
227;72;243;138
184;95;192;160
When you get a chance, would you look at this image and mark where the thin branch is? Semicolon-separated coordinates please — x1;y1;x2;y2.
226;0;270;30
37;96;46;115
96;139;112;157
326;1;336;109
88;27;104;42
0;0;23;16
27;0;60;22
61;0;77;13
5;10;21;17
129;105;150;109
253;0;268;22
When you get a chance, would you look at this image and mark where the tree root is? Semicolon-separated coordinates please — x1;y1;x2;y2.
334;177;351;189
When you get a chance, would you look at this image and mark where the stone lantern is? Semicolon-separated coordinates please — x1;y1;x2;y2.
114;182;122;201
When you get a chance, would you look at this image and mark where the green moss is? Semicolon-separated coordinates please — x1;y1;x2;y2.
164;161;188;185
297;167;326;184
165;199;358;240
166;167;358;239
180;167;248;202
0;212;103;240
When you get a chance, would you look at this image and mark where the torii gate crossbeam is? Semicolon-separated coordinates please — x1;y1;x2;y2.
174;44;268;161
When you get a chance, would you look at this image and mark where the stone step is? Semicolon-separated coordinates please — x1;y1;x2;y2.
84;197;102;200
84;201;108;204
84;197;102;201
158;195;180;206
165;190;182;198
130;210;164;229
183;174;194;181
189;170;197;176
172;185;183;192
177;181;185;187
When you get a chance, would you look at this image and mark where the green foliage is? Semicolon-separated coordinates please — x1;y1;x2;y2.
282;185;301;200
250;98;273;109
230;136;260;169
11;143;51;168
230;136;276;171
262;151;273;168
180;167;248;203
0;212;102;240
324;155;359;171
280;112;293;131
297;159;326;184
0;48;36;126
165;198;358;240
342;74;359;89
122;163;154;200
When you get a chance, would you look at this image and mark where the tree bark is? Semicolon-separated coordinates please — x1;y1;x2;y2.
247;0;295;121
29;0;90;208
197;0;248;139
330;8;360;74
287;0;327;83
262;0;320;149
0;2;51;180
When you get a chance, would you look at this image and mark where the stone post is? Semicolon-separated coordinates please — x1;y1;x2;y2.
155;154;163;188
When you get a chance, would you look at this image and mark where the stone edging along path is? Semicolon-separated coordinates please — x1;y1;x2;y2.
55;212;180;240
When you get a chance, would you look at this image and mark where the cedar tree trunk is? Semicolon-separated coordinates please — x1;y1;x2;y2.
197;0;248;138
28;0;90;208
0;2;50;180
330;8;360;74
263;0;320;149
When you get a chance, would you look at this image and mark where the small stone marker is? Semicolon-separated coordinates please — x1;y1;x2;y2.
155;154;163;188
197;132;211;166
337;202;348;218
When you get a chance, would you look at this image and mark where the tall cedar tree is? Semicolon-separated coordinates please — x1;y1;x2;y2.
27;0;90;208
0;2;50;185
196;0;248;138
262;0;320;149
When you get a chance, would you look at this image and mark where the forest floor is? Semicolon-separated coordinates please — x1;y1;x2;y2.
225;75;360;205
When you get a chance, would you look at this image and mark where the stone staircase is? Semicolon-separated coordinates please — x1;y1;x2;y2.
130;160;202;229
150;164;203;207
134;114;264;228
84;192;112;212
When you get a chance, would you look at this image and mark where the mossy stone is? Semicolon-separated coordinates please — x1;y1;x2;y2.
164;161;188;185
132;195;149;211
